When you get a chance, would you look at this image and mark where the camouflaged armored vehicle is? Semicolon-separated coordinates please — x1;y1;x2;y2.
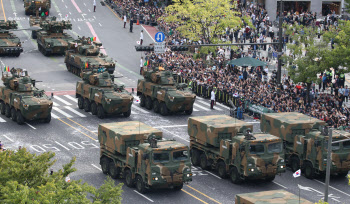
235;190;313;204
0;68;53;125
76;69;133;119
99;121;192;193
0;20;23;57
137;66;196;116
29;11;48;39
65;37;116;76
261;112;350;179
36;17;74;56
189;115;286;183
24;0;51;15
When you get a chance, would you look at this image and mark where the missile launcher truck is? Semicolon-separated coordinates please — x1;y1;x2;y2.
98;121;193;193
0;68;53;125
261;112;350;179
137;66;196;116
0;20;23;57
189;115;286;184
235;190;313;204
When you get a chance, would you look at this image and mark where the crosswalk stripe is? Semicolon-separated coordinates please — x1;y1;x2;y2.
64;95;78;103
132;105;149;114
193;103;210;111
53;107;73;118
64;106;86;117
53;103;60;107
51;113;60;119
196;100;223;111
193;108;199;111
0;116;6;122
131;110;138;114
54;96;72;106
216;102;230;110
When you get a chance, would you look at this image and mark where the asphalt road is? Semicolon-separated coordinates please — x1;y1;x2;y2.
0;0;349;203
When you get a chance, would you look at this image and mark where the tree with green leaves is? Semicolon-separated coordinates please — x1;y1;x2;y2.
0;147;123;203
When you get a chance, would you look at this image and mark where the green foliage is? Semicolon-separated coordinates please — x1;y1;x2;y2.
0;148;123;203
315;200;328;204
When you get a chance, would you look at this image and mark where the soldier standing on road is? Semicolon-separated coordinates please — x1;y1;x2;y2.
123;14;127;28
140;30;144;45
93;0;96;12
211;89;215;109
129;18;133;33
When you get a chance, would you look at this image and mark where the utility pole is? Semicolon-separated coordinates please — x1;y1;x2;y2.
324;128;332;203
277;0;283;90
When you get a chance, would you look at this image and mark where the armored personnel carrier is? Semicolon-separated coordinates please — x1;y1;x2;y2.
235;190;312;204
65;37;116;76
137;66;196;116
76;68;133;119
0;20;23;57
99;121;192;193
36;17;74;56
29;11;47;39
24;0;51;15
0;68;53;125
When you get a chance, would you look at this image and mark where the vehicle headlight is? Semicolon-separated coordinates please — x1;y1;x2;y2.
23;104;29;109
249;168;254;172
105;98;111;102
280;165;284;168
187;174;190;177
152;177;158;181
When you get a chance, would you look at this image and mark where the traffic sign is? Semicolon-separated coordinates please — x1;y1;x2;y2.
155;32;165;42
154;42;165;54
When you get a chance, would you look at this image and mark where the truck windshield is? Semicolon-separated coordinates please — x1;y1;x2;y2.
173;150;188;161
343;141;350;149
153;152;170;163
267;142;283;153
250;144;265;154
324;140;341;151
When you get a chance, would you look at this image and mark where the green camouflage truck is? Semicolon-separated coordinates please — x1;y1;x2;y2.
261;112;350;179
0;20;23;57
76;69;133;119
137;66;196;116
235;190;313;204
24;0;51;15
29;11;48;39
189;115;286;184
99;121;193;193
0;68;53;124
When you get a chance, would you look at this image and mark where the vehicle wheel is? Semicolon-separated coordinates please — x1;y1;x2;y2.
145;96;153;110
191;149;200;166
124;169;134;187
229;167;242;184
140;95;146;107
199;153;208;170
16;111;24;125
185;107;193;115
123;109;131;117
304;162;315;179
83;99;91;112
153;100;160;113
109;161;120;179
100;157;109;174
78;97;84;109
91;102;97;115
97;104;105;119
265;175;275;182
173;183;183;191
136;175;146;194
0;101;5;115
11;108;17;122
290;157;300;173
5;104;11;118
160;102;169;116
217;161;227;178
44;113;51;123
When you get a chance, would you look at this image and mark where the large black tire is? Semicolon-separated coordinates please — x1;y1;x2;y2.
265;175;275;182
97;104;105;119
136;175;146;194
173;183;183;191
5;104;11;118
191;149;200;166
199;153;208;170
100;157;109;175
44;113;51;123
123;109;131;117
304;162;315;179
83;99;91;112
0;101;5;115
290;157;300;173
16;111;24;125
91;102;97;115
109;161;120;179
140;95;146;107
217;161;227;178
124;169;134;187
145;96;153;110
11;108;17;122
153;100;160;113
229;167;242;184
160;102;169;116
78;97;84;109
185;107;193;115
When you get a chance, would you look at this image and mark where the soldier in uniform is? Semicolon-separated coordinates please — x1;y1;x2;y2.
339;72;345;87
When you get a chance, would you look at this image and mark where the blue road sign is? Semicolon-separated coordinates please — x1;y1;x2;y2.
155;32;165;42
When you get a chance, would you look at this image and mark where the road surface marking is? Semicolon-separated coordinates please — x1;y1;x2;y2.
1;0;6;21
3;134;14;142
57;118;96;141
88;9;91;12
71;0;82;13
204;170;222;180
132;105;149;114
98;23;102;27
54;96;72;105
131;110;138;115
65;5;67;8
53;103;60;107
181;189;208;204
55;141;70;150
272;181;288;189
91;164;102;171
141;25;156;43
215;102;230;110
51;113;60;119
193;103;210;111
313;179;350;197
78;26;81;30
25;122;36;130
160;128;189;142
186;185;221;204
65;106;86;117
64;95;78;103
66;118;97;135
133;190;154;202
196;100;223;111
83;3;86;6
86;22;106;55
0;116;5;122
193;107;199;111
53;107;73;118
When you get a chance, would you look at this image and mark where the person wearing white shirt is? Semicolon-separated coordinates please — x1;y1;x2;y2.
93;0;96;12
123;14;127;28
140;30;144;45
211;89;216;109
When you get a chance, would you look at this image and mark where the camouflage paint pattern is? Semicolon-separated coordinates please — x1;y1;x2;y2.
235;190;313;204
0;21;23;56
137;66;196;114
261;112;350;174
0;68;52;123
29;13;48;39
76;69;133;116
24;0;51;15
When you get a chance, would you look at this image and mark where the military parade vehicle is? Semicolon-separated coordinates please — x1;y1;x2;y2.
29;11;48;39
98;121;192;193
235;190;312;204
36;17;74;56
188;115;286;183
76;68;133;119
0;20;23;57
261;112;350;179
0;68;53;125
137;66;196;116
65;37;116;76
24;0;51;15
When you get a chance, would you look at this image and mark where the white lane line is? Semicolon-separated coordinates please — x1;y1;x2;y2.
92;130;98;133
53;103;60;107
2;134;14;142
25;122;36;130
272;181;288;189
78;26;81;30
216;102;230;110
69;12;72;15
93;16;96;19
55;141;70;150
154;125;187;128
193;103;210;111
64;95;78;103
98;23;102;27
0;116;6;122
65;5;68;8
331;198;341;203
204;170;222;180
132;105;149;114
53;107;73;118
91;164;102;171
88;9;91;12
83;3;86;6
313;179;350;197
141;25;156;43
196;100;223;111
65;106;86;117
54;96;72;106
131;110;138;115
133;190;154;202
51;113;60;119
160;128;189;142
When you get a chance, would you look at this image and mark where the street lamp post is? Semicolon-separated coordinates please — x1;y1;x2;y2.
324;128;332;202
